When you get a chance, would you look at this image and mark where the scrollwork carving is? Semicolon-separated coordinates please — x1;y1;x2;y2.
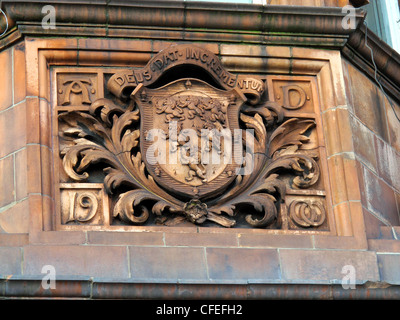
58;44;325;229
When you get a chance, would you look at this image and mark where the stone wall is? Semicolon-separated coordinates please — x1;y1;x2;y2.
342;59;400;284
0;42;28;234
0;0;399;299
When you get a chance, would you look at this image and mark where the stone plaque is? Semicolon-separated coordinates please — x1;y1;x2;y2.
54;44;328;230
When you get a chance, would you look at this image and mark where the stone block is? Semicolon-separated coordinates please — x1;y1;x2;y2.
0;48;12;111
377;254;400;284
369;239;400;253
13;42;26;105
24;245;129;278
0;234;28;246
0;103;27;159
30;231;87;245
238;234;313;248
350;115;377;173
0;247;22;276
362;207;387;239
347;64;389;142
129;246;208;281
280;249;379;283
385;96;400;153
362;166;399;226
375;136;400;192
206;248;280;282
0;155;15;208
14;148;27;202
164;232;238;247
0;200;29;234
88;231;164;246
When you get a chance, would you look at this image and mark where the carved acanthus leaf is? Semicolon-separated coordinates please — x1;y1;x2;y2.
89;98;129;126
112;188;183;225
240;112;266;154
241;100;284;125
268;118;316;158
208;173;286;228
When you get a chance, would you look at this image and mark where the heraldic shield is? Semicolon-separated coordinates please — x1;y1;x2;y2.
60;44;323;228
131;79;247;199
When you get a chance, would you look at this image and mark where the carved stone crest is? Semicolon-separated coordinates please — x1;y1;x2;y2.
132;78;247;199
59;44;324;228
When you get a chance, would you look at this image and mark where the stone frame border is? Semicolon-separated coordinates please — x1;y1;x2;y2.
25;38;367;250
